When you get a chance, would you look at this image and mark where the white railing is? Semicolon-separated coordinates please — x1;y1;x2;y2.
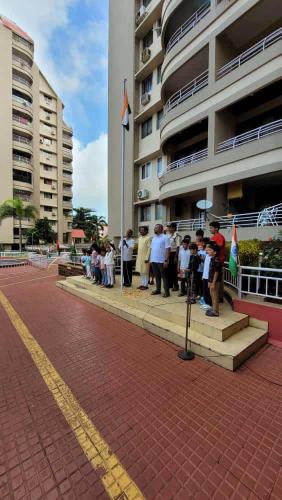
162;148;208;176
164;70;209;114
14;194;32;202
13;134;32;145
13;114;32;127
63;173;72;179
169;203;282;231
166;1;210;53
63;148;72;156
13;74;32;88
217;119;282;153
13;94;32;108
223;263;282;301
13;33;34;52
13;153;31;164
217;27;282;79
12;55;32;69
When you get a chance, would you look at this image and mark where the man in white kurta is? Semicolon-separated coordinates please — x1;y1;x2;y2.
136;226;151;289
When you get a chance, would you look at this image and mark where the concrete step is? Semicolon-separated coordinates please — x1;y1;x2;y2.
57;278;268;371
66;277;250;342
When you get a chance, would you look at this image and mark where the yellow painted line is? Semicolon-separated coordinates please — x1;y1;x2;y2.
0;290;144;500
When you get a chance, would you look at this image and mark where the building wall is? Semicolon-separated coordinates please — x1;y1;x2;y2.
0;18;73;249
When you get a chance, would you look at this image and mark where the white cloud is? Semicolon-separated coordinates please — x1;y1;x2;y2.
72;135;108;218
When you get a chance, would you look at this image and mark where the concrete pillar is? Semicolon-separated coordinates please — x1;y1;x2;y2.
208;37;216;85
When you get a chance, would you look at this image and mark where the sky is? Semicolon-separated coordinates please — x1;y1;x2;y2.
0;0;109;217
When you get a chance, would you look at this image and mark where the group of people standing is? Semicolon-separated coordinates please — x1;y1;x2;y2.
81;220;226;318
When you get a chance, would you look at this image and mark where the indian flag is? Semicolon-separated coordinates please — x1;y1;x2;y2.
229;225;238;278
121;84;131;131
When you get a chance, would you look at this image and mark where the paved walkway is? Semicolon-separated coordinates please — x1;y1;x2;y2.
0;266;282;500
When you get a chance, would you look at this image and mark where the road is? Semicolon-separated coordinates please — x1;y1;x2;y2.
0;265;281;499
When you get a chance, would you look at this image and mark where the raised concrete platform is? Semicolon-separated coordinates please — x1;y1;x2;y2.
57;276;268;371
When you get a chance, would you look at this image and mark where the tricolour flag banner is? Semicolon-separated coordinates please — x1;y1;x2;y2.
229;225;238;278
121;85;131;131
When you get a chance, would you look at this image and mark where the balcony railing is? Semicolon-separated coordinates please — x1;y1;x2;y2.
13;74;32;88
164;70;209;114
13;33;34;52
63;148;72;156
12;54;32;69
13;153;31;164
13;114;32;127
217;119;282;153
14;194;32;202
166;1;210;54
13;94;32;108
63;173;72;179
168;202;282;231
13;134;32;146
162;148;208;176
217;27;282;79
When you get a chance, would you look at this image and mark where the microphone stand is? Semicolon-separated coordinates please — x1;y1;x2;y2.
178;270;195;361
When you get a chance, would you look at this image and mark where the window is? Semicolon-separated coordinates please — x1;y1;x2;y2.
155;202;163;220
157;65;162;84
43;193;53;199
13;169;32;184
157;110;163;130
141;162;151;180
44;94;52;105
44;178;52;185
156;18;161;37
143;0;151;7
142;74;152;94
143;30;153;49
140;204;151;222
45;111;52;120
63;196;72;202
44;206;52;212
141;117;152;138
43;165;52;171
157;157;163;176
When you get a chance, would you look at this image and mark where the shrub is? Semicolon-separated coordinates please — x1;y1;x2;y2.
226;239;263;266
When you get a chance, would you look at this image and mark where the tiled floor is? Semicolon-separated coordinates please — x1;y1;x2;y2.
0;266;282;499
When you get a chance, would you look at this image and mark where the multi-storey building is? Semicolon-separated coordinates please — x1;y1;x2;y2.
108;0;282;241
0;16;73;250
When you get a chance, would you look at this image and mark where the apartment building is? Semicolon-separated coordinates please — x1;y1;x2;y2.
108;0;282;241
0;16;73;250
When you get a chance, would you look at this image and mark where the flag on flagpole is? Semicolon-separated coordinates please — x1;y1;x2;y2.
121;83;131;131
229;225;238;278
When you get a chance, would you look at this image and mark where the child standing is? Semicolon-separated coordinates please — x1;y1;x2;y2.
105;243;115;288
196;237;209;300
177;239;191;296
188;243;200;303
85;250;92;279
80;249;87;277
206;242;222;317
100;248;107;287
201;242;213;310
93;249;102;285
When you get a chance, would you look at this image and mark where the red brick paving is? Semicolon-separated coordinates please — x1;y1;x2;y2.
0;266;282;499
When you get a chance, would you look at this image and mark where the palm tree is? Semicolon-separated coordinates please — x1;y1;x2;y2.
0;198;38;251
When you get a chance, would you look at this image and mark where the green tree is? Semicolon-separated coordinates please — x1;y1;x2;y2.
0;198;38;251
73;207;107;241
25;218;56;245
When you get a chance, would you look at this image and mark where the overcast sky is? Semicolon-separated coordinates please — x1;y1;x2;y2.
0;0;108;217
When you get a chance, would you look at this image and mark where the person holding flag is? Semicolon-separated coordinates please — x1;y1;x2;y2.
229;225;239;278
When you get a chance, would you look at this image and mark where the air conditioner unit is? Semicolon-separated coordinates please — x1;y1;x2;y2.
40;138;44;144
51;185;56;190
141;92;151;106
142;47;151;64
136;5;147;25
23;101;27;107
46;157;50;161
46;116;50;120
137;188;149;200
51;130;55;136
52;212;56;216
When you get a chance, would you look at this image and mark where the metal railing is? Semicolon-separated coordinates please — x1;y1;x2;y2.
63;173;72;179
13;153;31;164
169;203;282;231
223;263;282;301
63;148;72;156
217;119;282;153
217;27;282;79
166;1;210;53
13;114;32;127
12;55;32;69
13;74;32;88
13;134;32;145
13;33;34;52
162;148;208;176
13;94;32;108
164;70;209;114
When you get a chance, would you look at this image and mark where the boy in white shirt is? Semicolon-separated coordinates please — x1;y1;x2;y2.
177;239;191;296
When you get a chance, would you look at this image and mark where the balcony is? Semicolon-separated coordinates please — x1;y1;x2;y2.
62;134;72;146
63;201;73;209
164;69;208;114
13;134;32;154
13;113;33;134
12;73;32;98
165;1;211;54
135;0;163;38
13;153;32;166
12;53;33;76
12;93;33;117
13;169;32;185
161;148;208;176
62;148;73;159
217;27;282;80
12;32;34;58
217;120;282;154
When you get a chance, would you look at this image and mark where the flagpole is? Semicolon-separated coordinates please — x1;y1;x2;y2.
120;79;126;293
